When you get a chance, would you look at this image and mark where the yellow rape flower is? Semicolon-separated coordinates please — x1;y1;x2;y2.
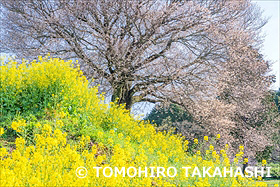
0;127;4;136
56;120;64;128
35;123;41;128
15;137;25;151
118;133;124;139
97;131;104;139
225;144;229;150
109;129;115;135
0;147;8;158
42;124;52;135
204;136;208;141
11;120;26;132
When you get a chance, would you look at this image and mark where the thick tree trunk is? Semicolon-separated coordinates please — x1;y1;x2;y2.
111;81;134;110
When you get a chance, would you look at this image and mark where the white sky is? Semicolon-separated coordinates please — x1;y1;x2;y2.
253;0;280;90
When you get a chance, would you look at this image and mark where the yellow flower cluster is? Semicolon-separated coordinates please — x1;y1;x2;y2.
0;55;101;122
0;56;270;186
11;120;27;132
0;128;4;136
0;55;83;92
0;123;269;186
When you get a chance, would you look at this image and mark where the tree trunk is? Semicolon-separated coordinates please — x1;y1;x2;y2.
111;81;134;110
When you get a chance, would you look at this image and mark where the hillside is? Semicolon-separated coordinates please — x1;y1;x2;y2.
0;56;272;186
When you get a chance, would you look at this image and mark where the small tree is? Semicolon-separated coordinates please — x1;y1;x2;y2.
145;103;192;126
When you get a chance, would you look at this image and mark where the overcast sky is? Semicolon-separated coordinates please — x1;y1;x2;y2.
253;0;280;90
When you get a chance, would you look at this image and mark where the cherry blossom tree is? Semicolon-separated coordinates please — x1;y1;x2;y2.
0;0;269;108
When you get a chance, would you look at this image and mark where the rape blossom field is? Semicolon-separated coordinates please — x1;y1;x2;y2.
0;56;277;186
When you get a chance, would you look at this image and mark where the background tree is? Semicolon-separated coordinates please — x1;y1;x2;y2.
146;90;280;160
145;103;198;136
145;103;192;126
